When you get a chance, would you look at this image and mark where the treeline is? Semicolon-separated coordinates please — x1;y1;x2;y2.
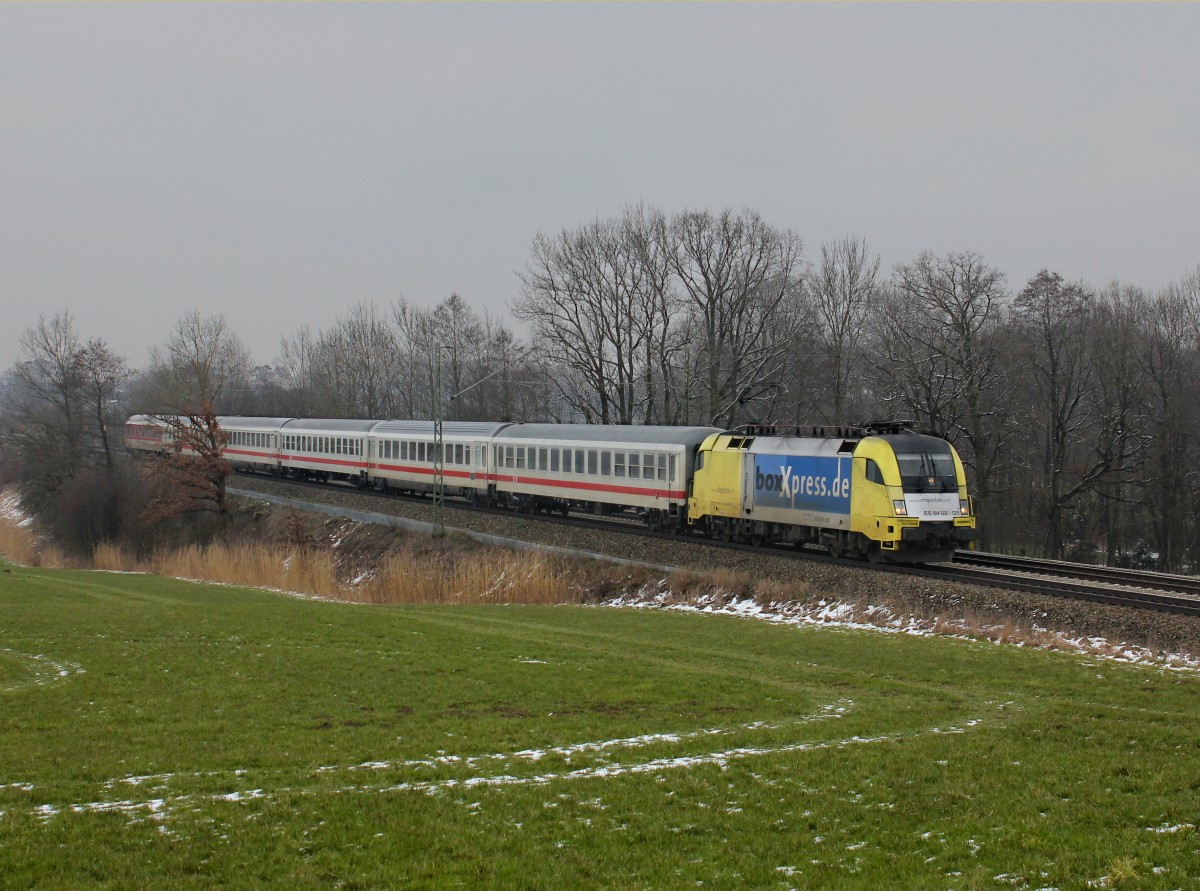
512;206;1200;569
2;203;1198;570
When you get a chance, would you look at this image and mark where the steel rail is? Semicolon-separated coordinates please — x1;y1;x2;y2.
954;550;1200;596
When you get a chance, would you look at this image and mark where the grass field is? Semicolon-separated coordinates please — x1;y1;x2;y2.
1;560;1198;889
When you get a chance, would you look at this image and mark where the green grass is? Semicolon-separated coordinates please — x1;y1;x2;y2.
1;563;1198;889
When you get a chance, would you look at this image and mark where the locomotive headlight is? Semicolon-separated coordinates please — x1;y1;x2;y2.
959;499;970;516
892;500;907;516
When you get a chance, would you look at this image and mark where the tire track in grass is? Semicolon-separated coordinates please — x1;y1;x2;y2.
0;648;85;693
20;699;1001;826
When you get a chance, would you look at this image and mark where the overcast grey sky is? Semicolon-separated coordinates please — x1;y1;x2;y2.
2;3;1197;372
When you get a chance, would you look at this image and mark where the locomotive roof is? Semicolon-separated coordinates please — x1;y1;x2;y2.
874;433;955;453
495;423;721;446
372;420;512;437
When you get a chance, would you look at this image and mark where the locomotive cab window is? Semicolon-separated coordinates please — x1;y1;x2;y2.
865;459;885;485
895;445;957;492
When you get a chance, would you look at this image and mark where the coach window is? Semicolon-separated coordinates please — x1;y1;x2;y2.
614;452;625;477
669;455;677;481
643;454;654;478
658;454;667;481
587;450;598;475
601;451;611;476
550;449;560;472
575;449;585;474
629;453;640;479
516;447;526;470
538;448;547;470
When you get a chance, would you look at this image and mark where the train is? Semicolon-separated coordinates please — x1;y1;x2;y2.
125;415;977;563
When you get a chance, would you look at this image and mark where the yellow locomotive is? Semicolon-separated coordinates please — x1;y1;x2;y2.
688;422;976;563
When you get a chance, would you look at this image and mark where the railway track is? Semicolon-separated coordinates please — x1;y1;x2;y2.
228;472;1200;618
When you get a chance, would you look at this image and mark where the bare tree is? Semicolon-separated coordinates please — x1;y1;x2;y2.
144;406;233;520
1138;282;1200;571
873;251;1013;540
1087;284;1153;564
811;236;880;424
276;326;320;416
79;338;131;470
669;208;807;426
515;219;646;423
1012;271;1099;557
433;293;485;420
145;311;252;413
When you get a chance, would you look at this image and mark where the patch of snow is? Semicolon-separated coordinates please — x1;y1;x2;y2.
604;589;1200;674
0;490;33;528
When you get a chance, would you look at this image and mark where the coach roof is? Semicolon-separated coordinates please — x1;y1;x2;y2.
218;416;295;431
495;424;721;446
279;418;380;433
372;420;512;437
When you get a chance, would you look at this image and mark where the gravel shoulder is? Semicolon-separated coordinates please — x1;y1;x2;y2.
227;473;1200;659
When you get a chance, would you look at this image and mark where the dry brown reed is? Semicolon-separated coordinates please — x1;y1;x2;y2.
0;513;70;568
358;550;579;605
69;535;584;606
0;516;38;566
141;542;341;599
